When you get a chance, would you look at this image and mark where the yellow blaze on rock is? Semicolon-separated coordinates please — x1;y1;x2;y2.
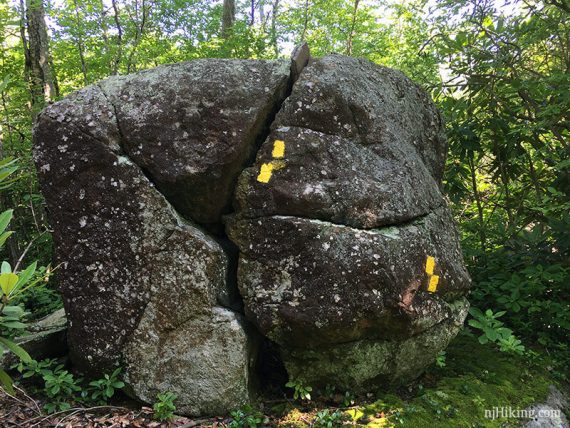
428;275;440;293
257;163;274;183
272;140;285;158
425;255;436;275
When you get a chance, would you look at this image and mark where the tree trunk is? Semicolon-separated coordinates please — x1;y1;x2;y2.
73;0;88;85
126;0;150;74
346;0;360;55
468;154;486;253
300;0;309;42
111;0;123;75
271;0;280;57
222;0;235;39
98;0;112;74
24;0;58;116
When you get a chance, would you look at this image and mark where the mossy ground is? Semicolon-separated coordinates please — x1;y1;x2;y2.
265;332;566;427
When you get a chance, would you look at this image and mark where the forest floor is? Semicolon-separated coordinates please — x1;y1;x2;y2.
0;333;567;427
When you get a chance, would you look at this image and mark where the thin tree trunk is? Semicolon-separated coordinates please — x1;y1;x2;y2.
111;0;123;75
468;154;486;253
126;0;150;73
19;0;32;111
346;0;360;55
98;0;112;74
24;0;58;116
250;0;255;26
222;0;235;39
300;0;309;42
73;0;88;85
271;0;279;57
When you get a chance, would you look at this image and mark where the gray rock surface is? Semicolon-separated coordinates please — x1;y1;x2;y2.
523;385;569;428
33;51;471;413
227;55;470;388
32;58;291;414
98;59;291;230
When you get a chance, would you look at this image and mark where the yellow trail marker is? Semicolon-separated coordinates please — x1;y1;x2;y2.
425;256;435;275
257;163;274;183
428;275;439;293
257;140;286;183
272;140;285;158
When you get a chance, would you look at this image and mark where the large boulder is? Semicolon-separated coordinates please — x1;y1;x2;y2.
33;50;470;414
227;55;471;390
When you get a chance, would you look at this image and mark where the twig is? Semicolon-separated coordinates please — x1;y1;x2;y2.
28;405;129;427
14;231;45;272
13;385;42;416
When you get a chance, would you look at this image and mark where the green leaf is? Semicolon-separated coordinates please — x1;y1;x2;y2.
0;231;13;248
485;328;498;342
0;337;32;363
1;261;12;274
0;272;19;296
0;368;14;394
1;321;27;329
0;210;13;236
13;261;37;295
2;305;24;317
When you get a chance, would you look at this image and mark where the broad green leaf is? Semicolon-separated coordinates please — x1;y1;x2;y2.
0;272;19;295
13;261;37;295
0;231;13;248
0;210;13;235
0;337;31;363
2;305;24;317
1;261;12;274
0;368;14;394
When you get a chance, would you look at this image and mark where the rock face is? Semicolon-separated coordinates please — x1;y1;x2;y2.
33;51;471;415
227;55;470;390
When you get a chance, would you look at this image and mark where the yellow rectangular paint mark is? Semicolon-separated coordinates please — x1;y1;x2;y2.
425;256;435;275
272;140;285;158
428;275;439;293
257;163;274;183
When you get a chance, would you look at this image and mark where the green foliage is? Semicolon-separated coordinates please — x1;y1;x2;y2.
467;307;525;355
341;391;355;408
153;391;177;421
435;350;446;368
87;367;125;404
15;358;125;413
285;378;312;401
0;157;50;394
313;409;347;428
229;404;267;428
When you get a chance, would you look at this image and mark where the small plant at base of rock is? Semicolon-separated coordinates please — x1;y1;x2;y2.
15;358;58;379
87;367;125;404
153;391;177;421
285;378;312;401
313;409;347;428
43;368;82;413
435;350;446;368
229;404;267;428
341;391;355;407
